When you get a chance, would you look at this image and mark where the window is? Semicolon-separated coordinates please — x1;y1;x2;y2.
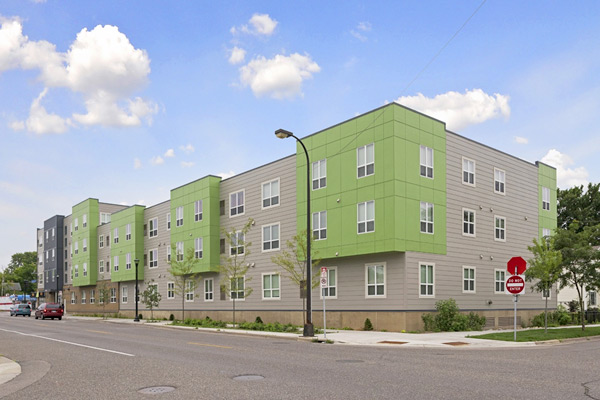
71;292;76;304
262;273;280;299
74;265;79;278
262;179;280;208
420;202;434;234
81;290;86;304
357;143;374;178
167;246;171;262
126;253;132;270
494;168;505;194
463;267;475;293
590;291;598;307
357;201;375;234
321;267;337;299
495;216;506;241
83;214;87;228
195;200;203;222
230;232;245;256
149;218;158;237
122;286;128;303
420;145;433;178
312;159;327;190
542;228;551;237
313;211;327;240
106;234;110;247
126;224;131;240
167;282;175;299
90;289;95;304
262;224;280;251
74;218;79;231
106;260;110;272
176;206;184;227
114;228;119;244
230;190;245;217
463;209;475;236
83;262;88;277
166;213;171;230
542;187;550;211
100;212;111;224
366;264;385;297
52;248;55;259
52;228;55;238
99;235;104;248
204;278;214;301
195;238;203;259
114;256;119;272
99;260;104;274
231;277;245;299
45;230;49;240
149;249;158;268
74;242;78;255
462;157;475;185
419;263;434;297
176;242;184;262
185;281;194;302
495;269;505;293
110;288;117;303
83;238;87;252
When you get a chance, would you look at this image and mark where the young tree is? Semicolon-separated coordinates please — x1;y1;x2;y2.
525;237;562;333
96;278;112;319
553;223;600;330
4;251;37;295
168;246;201;321
141;279;162;321
271;229;321;325
218;218;254;326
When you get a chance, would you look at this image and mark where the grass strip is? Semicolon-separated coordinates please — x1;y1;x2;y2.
470;326;600;342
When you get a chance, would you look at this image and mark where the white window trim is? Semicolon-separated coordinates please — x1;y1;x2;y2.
99;259;104;274
230;276;246;301
194;200;203;222
494;168;506;195
99;235;104;249
462;157;476;187
494;269;506;294
229;231;245;257
419;145;434;179
176;206;184;227
419;262;435;298
167;282;175;299
357;143;375;179
542;187;551;211
494;215;507;242
149;217;158;237
229;189;246;218
462;208;476;237
320;266;338;300
261;222;281;253
462;266;476;294
149;248;158;268
364;263;386;299
261;178;281;210
204;278;214;302
185;281;195;302
122;286;128;304
357;201;375;234
420;202;434;235
312;159;327;190
166;213;171;231
195;237;203;259
261;272;281;300
312;210;327;241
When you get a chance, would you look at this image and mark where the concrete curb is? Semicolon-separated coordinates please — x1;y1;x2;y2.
0;357;21;386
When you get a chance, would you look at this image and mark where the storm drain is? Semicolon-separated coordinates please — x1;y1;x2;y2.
378;341;408;345
443;342;470;346
336;359;364;363
138;386;176;395
233;375;265;381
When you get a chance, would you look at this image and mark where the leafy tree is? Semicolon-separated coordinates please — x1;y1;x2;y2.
271;229;321;325
553;223;600;330
141;279;162;320
525;237;563;333
3;251;37;295
558;183;600;243
96;278;112;319
218;218;254;326
167;246;201;321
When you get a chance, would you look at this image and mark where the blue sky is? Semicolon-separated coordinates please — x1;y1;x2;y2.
1;1;599;268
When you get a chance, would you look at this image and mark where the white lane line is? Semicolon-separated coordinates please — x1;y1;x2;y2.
0;328;134;357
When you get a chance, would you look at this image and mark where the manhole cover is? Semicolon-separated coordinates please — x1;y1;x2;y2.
138;386;176;395
443;341;469;346
378;341;408;345
336;359;364;363
233;375;265;381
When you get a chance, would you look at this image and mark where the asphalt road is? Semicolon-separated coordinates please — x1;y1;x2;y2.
1;312;599;400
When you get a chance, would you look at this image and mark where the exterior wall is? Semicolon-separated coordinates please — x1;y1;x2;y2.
538;162;558;237
36;228;44;295
63;215;72;287
43;215;64;301
110;205;145;282
71;199;99;287
63;282;120;315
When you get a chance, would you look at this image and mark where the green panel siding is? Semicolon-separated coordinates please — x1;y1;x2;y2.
110;205;145;282
537;162;558;237
297;103;447;259
170;176;221;273
71;199;99;287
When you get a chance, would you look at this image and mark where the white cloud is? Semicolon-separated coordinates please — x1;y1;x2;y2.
133;158;142;169
25;88;71;134
514;136;529;144
9;120;24;130
395;88;511;131
164;149;175;158
180;161;195;168
217;170;236;180
350;21;372;42
229;46;246;65
239;53;320;99
179;144;195;154
541;149;589;189
232;14;278;36
357;22;372;32
150;156;164;165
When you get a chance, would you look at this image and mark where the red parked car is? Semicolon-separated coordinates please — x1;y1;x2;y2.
35;303;63;320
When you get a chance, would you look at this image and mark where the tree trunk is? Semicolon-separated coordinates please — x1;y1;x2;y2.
580;297;585;331
544;295;548;334
182;291;185;322
233;298;236;326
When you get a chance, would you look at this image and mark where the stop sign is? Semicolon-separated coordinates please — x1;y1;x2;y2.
506;275;525;295
507;256;527;275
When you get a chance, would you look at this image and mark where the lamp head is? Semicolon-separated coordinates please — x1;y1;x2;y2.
275;129;293;139
134;259;140;265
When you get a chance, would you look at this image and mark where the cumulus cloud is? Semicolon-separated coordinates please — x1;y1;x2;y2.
180;161;195;168
541;149;589;189
150;156;164;166
229;46;246;65
164;149;175;158
133;158;142;169
9;120;25;130
350;21;372;42
514;136;529;144
217;170;236;180
239;53;320;99
232;13;278;36
179;144;194;154
1;17;157;134
395;88;510;131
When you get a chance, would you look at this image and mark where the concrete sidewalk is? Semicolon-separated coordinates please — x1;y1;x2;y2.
0;357;21;386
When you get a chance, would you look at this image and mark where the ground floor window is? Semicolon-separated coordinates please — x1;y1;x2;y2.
204;278;213;301
122;286;128;303
167;282;175;299
231;277;245;299
366;264;385;297
110;288;117;303
186;281;194;302
419;263;434;297
262;273;280;299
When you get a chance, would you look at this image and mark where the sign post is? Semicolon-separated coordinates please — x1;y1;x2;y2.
506;257;527;341
320;267;328;340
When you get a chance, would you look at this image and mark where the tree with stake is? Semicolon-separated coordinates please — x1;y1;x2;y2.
141;279;162;321
96;278;111;319
525;236;562;333
218;218;254;327
168;246;201;322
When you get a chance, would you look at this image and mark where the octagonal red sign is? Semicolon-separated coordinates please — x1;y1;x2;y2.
507;256;527;275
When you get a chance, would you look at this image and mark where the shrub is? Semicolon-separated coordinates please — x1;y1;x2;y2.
169;314;175;321
530;305;571;327
421;299;486;332
255;316;263;324
568;300;580;313
363;318;373;331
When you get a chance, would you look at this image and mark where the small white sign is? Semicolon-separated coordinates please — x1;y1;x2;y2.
320;267;328;288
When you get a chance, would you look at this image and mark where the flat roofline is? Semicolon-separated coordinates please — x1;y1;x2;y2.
220;154;295;183
170;174;222;193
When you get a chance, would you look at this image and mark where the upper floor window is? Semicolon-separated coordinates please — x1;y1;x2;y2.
99;259;104;274
149;249;158;268
83;262;88;277
176;242;184;262
100;212;111;224
195;237;203;259
114;255;119;272
167;246;171;262
313;211;327;240
74;242;79;255
462;158;475;186
542;228;551;237
166;213;171;230
230;232;245;256
45;230;49;240
495;216;506;241
82;238;87;252
463;209;475;237
99;235;104;248
113;228;119;244
494;168;505;194
262;179;280;208
149;218;158;237
74;218;79;231
420;145;433;178
83;214;87;228
542;187;550;211
230;190;245;217
51;228;55;238
195;200;203;222
262;224;280;252
420;202;434;234
126;253;132;270
312;159;327;190
126;224;132;240
357;143;374;178
176;206;184;227
357;201;375;234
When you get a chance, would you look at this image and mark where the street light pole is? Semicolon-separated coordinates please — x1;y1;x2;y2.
275;128;314;337
134;259;140;322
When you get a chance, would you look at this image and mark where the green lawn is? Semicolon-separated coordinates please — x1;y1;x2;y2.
470;326;600;342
